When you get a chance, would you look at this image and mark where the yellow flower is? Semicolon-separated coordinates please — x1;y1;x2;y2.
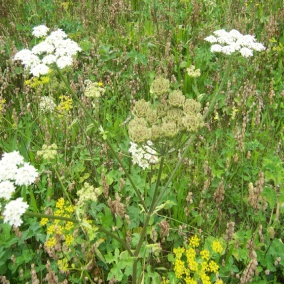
186;247;196;261
47;224;55;235
54;209;63;217
189;235;200;248
65;205;74;213
65;221;74;231
200;261;208;272
161;277;170;284
200;273;211;284
174;259;185;278
188;258;199;271
200;249;210;260
215;280;223;284
173;247;185;259
207;260;219;273
56;95;73;115
98;81;103;87
46;237;56;248
212;240;223;254
56;198;65;210
54;225;63;235
40;218;49;226
65;234;74;246
185;276;198;284
58;258;69;272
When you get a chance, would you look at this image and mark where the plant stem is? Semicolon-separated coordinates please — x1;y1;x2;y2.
54;167;72;204
55;66;147;211
132;157;165;283
203;57;232;121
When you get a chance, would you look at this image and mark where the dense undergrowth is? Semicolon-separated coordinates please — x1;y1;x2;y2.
0;0;283;283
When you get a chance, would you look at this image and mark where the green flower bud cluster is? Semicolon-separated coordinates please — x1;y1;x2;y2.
37;144;58;160
187;65;201;78
84;80;105;98
128;78;204;144
76;182;103;218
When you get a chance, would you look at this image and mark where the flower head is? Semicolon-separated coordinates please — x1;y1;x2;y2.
150;77;170;97
84;80;106;98
187;65;201;78
32;25;49;38
30;63;49;77
205;29;266;57
3;197;29;227
14;162;39;186
37;144;58;160
39;96;56;113
0;180;15;200
14;26;81;77
212;240;223;253
1;151;24;165
128;141;158;169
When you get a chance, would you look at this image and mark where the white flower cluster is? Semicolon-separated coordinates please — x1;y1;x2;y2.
128;141;159;170
204;29;266;57
39;96;56;113
0;151;39;227
14;24;82;77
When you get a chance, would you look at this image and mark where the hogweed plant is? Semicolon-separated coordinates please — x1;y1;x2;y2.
0;24;269;283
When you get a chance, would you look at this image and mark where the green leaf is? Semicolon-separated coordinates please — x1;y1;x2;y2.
262;186;277;209
100;207;114;229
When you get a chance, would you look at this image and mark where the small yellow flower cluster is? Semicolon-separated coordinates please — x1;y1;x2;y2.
25;76;50;88
212;240;223;254
41;198;75;249
56;95;73;116
189;235;200;248
172;235;224;284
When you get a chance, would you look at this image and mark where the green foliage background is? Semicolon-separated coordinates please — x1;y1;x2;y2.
0;0;283;283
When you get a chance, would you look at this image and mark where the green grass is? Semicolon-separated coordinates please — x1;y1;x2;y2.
0;0;283;283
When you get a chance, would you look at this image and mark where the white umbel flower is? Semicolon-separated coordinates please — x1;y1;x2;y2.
14;26;81;77
0;180;16;200
42;54;57;65
14;49;41;69
39;96;56;113
128;141;158;169
32;25;49;38
1;151;24;165
32;42;55;55
205;29;266;57
240;47;254;58
14;162;39;186
0;161;18;182
3;198;29;227
56;56;73;69
30;63;49;77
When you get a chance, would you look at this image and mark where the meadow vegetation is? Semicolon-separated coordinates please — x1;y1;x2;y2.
0;0;283;283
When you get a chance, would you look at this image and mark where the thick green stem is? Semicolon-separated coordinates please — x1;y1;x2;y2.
54;167;72;204
203;57;232;121
132;157;165;283
132;212;151;284
149;157;165;213
55;66;147;211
